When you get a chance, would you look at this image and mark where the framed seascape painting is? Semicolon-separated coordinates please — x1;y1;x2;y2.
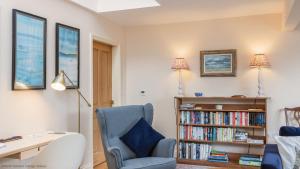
56;23;80;89
200;49;236;77
12;9;47;90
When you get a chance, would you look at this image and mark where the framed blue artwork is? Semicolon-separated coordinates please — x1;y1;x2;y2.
200;49;236;77
12;9;47;90
56;23;80;89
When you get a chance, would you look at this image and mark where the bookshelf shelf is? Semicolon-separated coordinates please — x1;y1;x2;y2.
175;96;269;100
175;96;268;168
180;139;265;146
180;123;266;129
177;159;260;169
179;109;265;113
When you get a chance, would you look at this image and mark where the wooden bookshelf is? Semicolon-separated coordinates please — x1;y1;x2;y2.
175;96;268;168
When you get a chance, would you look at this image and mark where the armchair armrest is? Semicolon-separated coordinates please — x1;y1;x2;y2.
107;146;124;168
152;138;176;158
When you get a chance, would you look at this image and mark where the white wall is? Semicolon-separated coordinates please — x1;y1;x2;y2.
125;14;300;143
0;0;125;168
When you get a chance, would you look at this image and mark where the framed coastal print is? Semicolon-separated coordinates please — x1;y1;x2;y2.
200;49;236;77
56;23;80;89
12;9;47;90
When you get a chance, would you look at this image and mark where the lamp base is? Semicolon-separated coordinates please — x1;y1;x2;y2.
176;94;185;97
177;88;185;97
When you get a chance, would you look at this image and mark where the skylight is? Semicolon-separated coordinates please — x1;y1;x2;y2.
70;0;160;13
98;0;160;12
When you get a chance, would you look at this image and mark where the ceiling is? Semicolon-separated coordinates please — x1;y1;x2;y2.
70;0;284;26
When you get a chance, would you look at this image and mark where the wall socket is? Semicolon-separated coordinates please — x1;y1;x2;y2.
140;90;146;96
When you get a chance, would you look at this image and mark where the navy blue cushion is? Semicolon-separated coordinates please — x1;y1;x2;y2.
279;126;300;136
262;144;283;169
120;118;165;158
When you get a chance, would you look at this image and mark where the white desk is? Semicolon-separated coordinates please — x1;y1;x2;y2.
0;132;68;160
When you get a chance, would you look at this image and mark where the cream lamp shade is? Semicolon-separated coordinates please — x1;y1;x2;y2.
171;58;189;70
51;71;66;91
250;54;271;68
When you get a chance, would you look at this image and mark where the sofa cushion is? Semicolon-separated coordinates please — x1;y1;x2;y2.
275;136;300;169
120;118;164;158
279;126;300;136
121;157;176;169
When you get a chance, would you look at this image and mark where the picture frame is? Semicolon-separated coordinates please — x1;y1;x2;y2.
55;23;80;89
200;49;237;77
12;9;47;90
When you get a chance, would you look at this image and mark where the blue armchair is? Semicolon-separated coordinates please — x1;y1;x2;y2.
96;103;176;169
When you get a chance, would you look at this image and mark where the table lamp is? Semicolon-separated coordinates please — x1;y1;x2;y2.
51;70;91;133
171;58;189;96
250;54;271;96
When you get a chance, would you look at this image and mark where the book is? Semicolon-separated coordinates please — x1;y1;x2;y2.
208;150;229;163
180;104;195;109
240;157;262;162
235;130;248;141
247;138;264;144
239;155;262;166
0;143;6;149
208;159;228;163
239;160;261;166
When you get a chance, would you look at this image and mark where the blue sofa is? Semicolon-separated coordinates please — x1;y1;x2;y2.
261;144;282;169
262;126;300;169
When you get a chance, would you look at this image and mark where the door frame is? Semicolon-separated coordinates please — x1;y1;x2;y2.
89;33;124;107
89;33;124;167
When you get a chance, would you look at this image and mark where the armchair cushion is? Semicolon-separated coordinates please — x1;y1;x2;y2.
152;138;176;158
121;157;176;169
120;118;165;158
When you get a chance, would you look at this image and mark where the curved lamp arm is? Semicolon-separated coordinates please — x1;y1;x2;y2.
62;71;92;107
52;70;92;133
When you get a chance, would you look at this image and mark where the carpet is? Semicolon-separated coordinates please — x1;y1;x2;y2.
176;164;218;169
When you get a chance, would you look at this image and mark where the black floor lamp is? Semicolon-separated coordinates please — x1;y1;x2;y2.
51;70;92;133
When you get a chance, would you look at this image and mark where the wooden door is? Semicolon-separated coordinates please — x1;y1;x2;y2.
93;41;112;167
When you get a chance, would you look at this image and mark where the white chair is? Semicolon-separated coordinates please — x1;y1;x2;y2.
30;133;86;169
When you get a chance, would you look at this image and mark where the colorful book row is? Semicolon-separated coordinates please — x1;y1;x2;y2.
180;111;265;126
180;126;239;142
178;142;212;160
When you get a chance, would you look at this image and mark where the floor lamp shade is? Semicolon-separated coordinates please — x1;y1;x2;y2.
171;58;189;96
51;71;66;91
171;58;189;70
250;54;271;68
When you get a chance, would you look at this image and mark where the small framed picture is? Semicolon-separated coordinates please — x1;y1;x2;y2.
200;49;237;77
12;9;47;90
56;23;80;89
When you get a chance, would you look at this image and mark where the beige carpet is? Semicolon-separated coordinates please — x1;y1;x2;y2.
176;164;219;169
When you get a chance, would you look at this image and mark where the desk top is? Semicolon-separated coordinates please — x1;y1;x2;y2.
0;132;69;159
